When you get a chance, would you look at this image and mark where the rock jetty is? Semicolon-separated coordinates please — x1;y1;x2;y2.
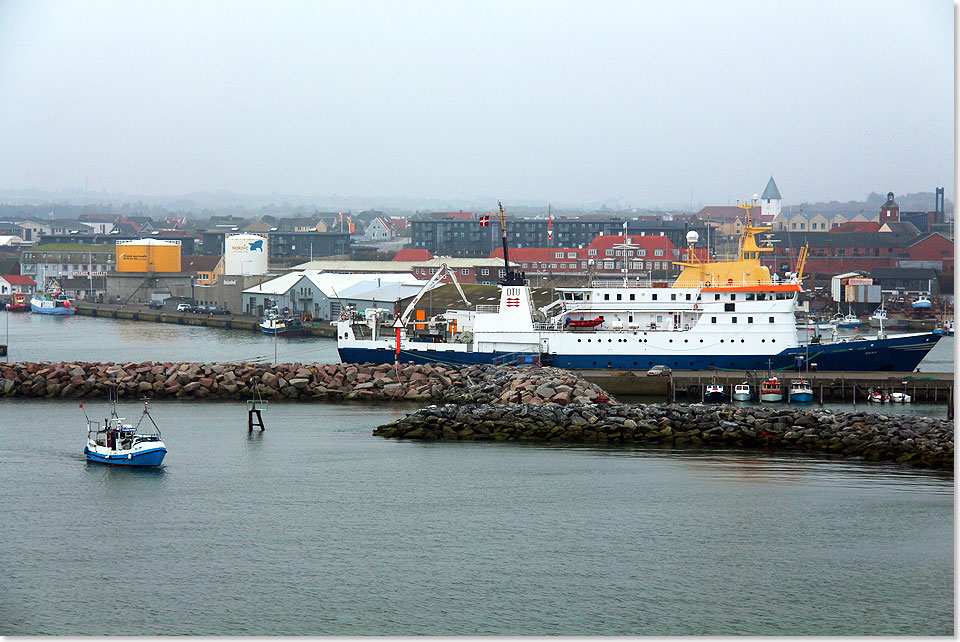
374;402;954;469
0;361;612;405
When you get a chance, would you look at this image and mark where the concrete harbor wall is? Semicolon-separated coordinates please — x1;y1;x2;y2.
73;302;337;338
374;402;954;469
0;361;612;405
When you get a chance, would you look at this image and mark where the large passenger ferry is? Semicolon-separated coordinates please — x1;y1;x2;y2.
337;203;940;372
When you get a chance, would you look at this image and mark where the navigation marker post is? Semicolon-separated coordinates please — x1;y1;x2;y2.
392;316;404;362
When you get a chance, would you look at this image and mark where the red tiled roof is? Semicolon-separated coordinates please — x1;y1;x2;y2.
583;234;676;253
1;275;36;286
393;249;434;261
830;221;881;233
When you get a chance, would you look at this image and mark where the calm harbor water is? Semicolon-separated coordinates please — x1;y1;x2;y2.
0;312;954;635
0;398;953;635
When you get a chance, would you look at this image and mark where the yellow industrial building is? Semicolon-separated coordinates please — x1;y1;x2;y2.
116;239;182;272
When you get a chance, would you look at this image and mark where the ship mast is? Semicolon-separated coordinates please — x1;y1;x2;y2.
497;200;524;286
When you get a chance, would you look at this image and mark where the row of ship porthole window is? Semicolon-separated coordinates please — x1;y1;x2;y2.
577;337;775;343
576;361;751;368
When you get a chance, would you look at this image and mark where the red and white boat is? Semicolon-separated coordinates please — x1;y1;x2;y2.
6;292;30;312
759;377;783;402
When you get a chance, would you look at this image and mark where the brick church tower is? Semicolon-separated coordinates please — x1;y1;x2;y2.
879;191;900;223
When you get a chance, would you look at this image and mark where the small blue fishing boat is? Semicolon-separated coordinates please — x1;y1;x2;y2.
31;280;76;315
788;379;814;403
259;307;305;336
83;399;166;467
911;294;932;309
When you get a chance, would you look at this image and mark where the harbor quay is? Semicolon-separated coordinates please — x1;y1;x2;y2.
72;301;337;337
374;402;954;470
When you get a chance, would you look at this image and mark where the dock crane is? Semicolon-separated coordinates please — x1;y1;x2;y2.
398;263;471;327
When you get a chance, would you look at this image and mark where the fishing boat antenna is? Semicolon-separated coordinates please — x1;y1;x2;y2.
135;399;162;438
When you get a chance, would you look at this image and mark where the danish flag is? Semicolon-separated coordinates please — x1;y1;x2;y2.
479;215;490;227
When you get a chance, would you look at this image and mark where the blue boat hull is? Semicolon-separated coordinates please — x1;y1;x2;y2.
31;304;75;315
788;393;814;403
84;446;166;467
339;332;941;373
259;326;304;336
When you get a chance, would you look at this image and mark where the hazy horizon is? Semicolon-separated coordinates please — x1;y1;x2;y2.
0;0;953;209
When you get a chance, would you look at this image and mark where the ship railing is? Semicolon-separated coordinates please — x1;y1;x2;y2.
591;279;660;288
475;304;500;313
532;322;557;331
493;351;542;366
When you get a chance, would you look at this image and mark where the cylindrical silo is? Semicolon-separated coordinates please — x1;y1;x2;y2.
224;234;269;275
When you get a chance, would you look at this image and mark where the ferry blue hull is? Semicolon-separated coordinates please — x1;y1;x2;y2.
84;446;166;467
339;332;940;373
789;393;814;403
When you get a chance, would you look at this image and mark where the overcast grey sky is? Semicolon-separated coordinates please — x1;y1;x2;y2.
0;0;953;208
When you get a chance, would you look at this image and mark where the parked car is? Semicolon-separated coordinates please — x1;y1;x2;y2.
647;365;672;377
148;300;164;309
206;306;230;315
176;303;192;312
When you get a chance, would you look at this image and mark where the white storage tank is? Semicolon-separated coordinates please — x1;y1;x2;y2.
224;234;268;275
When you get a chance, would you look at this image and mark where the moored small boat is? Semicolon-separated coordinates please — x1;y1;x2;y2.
759;377;783;402
732;382;752;401
788;379;813;403
31;281;75;315
6;292;30;312
83;399;166;467
703;384;725;403
835;306;861;329
937;319;954;336
889;391;912;403
912;295;932;309
259;308;305;336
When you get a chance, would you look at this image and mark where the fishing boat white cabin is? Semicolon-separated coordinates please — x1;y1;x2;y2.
732;383;752;401
703;384;726;403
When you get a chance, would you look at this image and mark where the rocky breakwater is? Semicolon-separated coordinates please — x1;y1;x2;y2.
374;403;954;469
0;361;612;405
